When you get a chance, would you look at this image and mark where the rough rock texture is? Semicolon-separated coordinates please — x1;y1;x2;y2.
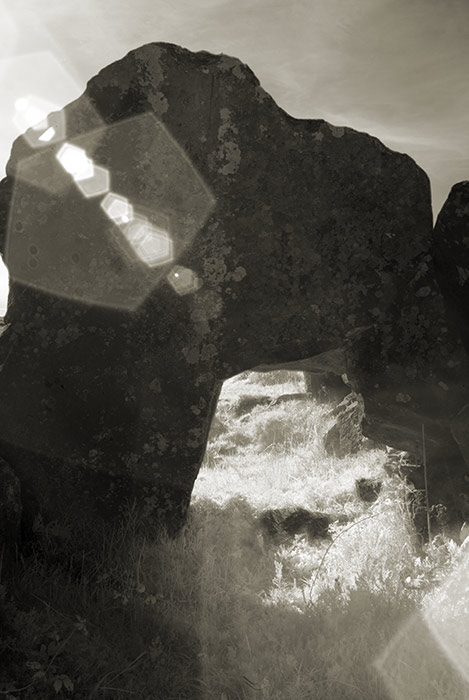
324;393;369;458
0;42;468;535
304;371;350;404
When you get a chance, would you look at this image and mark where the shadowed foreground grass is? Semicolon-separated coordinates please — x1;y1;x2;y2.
1;371;468;699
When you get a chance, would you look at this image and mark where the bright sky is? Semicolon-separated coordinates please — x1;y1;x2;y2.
0;0;468;314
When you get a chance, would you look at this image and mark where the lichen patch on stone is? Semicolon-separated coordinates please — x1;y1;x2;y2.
147;91;169;116
329;125;345;138
229;266;247;282
218;141;241;176
210;107;241;176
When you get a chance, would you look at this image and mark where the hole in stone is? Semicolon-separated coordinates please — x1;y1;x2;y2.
190;364;407;608
199;369;316;473
29;245;38;255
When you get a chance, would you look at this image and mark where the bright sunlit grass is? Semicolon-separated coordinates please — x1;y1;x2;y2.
1;370;467;699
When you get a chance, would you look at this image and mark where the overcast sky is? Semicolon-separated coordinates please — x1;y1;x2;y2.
0;0;468;312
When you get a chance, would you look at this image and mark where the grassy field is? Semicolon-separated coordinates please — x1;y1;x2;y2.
1;371;468;699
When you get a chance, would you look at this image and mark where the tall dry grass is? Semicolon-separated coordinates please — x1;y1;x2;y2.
1;370;467;699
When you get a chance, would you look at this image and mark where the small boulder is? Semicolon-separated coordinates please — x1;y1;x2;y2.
270;393;313;406
233;394;273;417
259;507;331;542
355;477;382;503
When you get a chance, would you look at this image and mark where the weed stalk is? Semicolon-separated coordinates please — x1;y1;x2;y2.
422;424;432;541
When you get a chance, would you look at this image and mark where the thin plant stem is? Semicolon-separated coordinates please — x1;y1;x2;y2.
308;513;380;603
422;424;432;541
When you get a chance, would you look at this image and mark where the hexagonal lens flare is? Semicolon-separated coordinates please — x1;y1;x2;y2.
38;127;56;143
13;95;66;148
136;230;173;267
5;111;215;310
101;192;134;225
56;143;94;181
121;219;173;267
167;266;201;295
15;97;47;130
122;217;152;246
75;165;110;198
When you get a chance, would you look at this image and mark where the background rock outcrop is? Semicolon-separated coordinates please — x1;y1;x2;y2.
304;371;350;404
433;181;469;473
0;43;467;536
433;181;469;353
323;393;370;459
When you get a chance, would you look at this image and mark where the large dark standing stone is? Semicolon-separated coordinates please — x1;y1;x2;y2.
0;43;467;535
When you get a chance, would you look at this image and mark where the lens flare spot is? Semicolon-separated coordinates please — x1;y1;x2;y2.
38;126;56;143
122;220;173;267
15;97;47;129
122;217;151;246
168;266;201;295
13;95;66;148
56;143;94;181
101;192;134;225
376;551;469;697
75;165;110;198
136;231;173;267
15;98;28;112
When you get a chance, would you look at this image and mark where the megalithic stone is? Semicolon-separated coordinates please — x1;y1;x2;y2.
0;43;467;534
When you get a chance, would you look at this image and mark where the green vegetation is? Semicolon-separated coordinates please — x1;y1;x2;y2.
1;371;467;699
